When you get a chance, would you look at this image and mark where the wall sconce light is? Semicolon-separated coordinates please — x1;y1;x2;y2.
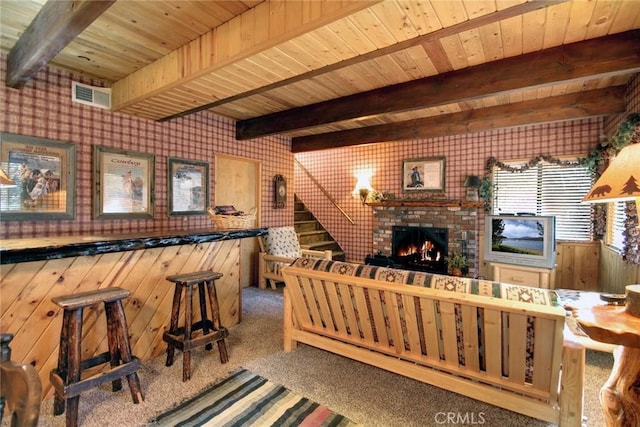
0;167;15;187
463;175;481;202
353;170;374;205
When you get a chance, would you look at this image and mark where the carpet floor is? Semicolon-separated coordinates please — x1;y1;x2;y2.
31;286;613;427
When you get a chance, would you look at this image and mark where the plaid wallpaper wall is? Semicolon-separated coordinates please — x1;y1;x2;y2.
605;74;640;134
0;56;293;239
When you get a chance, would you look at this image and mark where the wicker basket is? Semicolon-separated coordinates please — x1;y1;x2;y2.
207;207;256;229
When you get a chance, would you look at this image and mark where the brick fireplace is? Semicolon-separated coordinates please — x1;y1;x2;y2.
370;201;482;277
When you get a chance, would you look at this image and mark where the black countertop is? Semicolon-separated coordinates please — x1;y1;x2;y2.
0;228;268;264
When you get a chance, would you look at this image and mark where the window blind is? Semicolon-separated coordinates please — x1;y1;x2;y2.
492;162;593;241
608;201;626;251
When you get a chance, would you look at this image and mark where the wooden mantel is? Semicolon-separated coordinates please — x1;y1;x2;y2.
367;199;485;208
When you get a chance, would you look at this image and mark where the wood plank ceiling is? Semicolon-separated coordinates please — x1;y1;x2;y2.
2;0;639;152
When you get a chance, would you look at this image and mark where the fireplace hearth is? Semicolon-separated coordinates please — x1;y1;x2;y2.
392;226;448;274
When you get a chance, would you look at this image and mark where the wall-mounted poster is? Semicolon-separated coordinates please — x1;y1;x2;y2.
93;146;155;219
402;157;446;193
0;132;76;221
167;157;209;216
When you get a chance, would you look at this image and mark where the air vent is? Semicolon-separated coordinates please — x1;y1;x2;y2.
72;81;111;109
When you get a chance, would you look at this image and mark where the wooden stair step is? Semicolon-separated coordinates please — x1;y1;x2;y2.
295;220;321;232
294;211;314;221
297;230;330;244
301;239;337;249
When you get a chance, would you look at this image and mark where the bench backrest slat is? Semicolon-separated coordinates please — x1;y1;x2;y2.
482;309;503;379
461;304;480;371
508;313;530;384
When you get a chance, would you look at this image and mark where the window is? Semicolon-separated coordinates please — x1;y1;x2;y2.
492;161;594;241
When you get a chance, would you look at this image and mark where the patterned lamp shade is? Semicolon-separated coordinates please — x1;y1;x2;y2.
583;143;640;203
0;167;15;186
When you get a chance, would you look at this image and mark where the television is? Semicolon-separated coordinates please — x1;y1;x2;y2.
484;215;556;269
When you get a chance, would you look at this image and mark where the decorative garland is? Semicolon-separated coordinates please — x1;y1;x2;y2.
582;112;640;172
485;155;581;174
480;113;640;265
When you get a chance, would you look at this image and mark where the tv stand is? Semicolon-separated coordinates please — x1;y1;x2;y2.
490;262;555;289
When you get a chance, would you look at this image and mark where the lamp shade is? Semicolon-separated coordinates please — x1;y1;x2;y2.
0;167;14;186
583;143;640;203
463;175;481;188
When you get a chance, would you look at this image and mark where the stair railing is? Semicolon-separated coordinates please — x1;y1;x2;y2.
295;159;355;225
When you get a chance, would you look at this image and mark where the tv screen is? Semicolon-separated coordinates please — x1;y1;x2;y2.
484;215;556;269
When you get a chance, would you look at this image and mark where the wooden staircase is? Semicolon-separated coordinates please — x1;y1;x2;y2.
294;195;345;261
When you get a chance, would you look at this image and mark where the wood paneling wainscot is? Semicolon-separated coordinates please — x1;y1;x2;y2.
599;242;640;294
0;239;242;399
555;241;601;291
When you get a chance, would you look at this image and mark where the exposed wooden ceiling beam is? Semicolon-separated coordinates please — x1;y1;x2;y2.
6;0;115;89
291;86;627;153
111;1;380;114
237;30;640;140
163;0;564;121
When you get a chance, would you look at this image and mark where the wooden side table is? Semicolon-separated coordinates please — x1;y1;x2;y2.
573;305;640;427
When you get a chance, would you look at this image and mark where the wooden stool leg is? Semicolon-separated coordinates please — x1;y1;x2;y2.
66;309;83;427
53;310;72;416
183;284;194;382
198;283;213;351
105;302;123;392
206;281;228;364
109;300;144;403
165;284;183;367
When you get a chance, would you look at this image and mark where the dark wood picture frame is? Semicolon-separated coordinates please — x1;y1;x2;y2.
402;156;446;193
0;132;77;221
93;146;155;219
167;157;209;216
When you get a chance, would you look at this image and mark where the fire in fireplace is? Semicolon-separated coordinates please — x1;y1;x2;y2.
391;226;448;273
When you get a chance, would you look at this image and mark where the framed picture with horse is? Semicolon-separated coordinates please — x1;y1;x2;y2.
402;156;445;193
0;132;77;221
93;146;155;219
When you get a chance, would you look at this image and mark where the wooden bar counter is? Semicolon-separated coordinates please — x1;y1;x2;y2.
0;228;266;399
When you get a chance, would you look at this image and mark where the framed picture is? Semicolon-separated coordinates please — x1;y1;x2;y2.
167;157;209;216
402;156;446;193
0;132;76;221
93;146;155;219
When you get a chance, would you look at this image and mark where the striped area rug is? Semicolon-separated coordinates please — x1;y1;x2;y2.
152;369;359;426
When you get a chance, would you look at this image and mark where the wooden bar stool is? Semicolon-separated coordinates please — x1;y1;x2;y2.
1;333;42;427
163;270;229;382
50;287;143;427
